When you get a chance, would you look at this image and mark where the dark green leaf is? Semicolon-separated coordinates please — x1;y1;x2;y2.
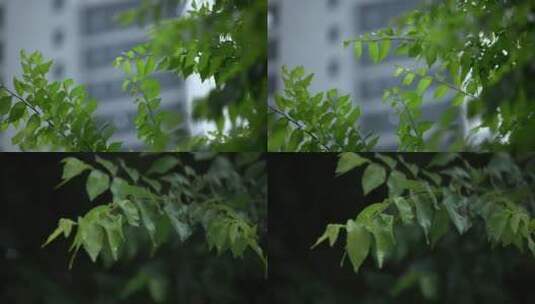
0;95;12;115
387;170;408;196
8;102;26;122
362;163;386;195
345;219;370;273
95;155;118;175
413;195;433;244
394;197;414;224
86;170;110;201
336;153;369;176
147;155;179;175
430;207;450;247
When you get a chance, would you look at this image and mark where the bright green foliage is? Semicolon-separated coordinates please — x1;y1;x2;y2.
312;153;535;273
43;154;267;275
0;51;117;151
268;66;378;151
346;0;535;150
119;0;267;151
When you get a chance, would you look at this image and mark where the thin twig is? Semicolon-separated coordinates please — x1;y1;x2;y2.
268;104;331;152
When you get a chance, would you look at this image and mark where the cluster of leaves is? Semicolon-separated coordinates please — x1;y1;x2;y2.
345;0;535;150
268;66;378;152
114;46;184;151
124;0;267;151
313;152;535;273
0;51;118;151
43;154;267;275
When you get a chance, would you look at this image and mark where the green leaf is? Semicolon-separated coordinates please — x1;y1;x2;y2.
433;85;449;99
117;200;140;227
58;157;91;187
13;78;25;95
487;207;510;241
0;95;12;115
376;154;396;169
95;156;118;176
413;195;433;244
141;176;162;193
163;203;192;242
394;197;414;224
86;170;110;201
416;76;433;95
99;215;124;261
119;159;140;182
79;208;107;262
8;102;26;122
140;78;160;100
135;200;158;245
345;219;371;273
442;193;470;234
402;73;415;85
147;155;179;175
387;170;408;196
362;163;386;195
357;202;389;223
428;153;458;168
430;207;450;247
379;39;391;62
354;41;363;59
311;224;342;249
336;153;369;176
367;214;395;268
368;41;379;63
42;218;76;247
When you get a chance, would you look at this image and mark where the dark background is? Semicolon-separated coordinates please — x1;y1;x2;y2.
0;153;266;304
268;153;535;304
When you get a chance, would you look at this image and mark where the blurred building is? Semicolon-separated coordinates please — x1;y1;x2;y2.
269;0;453;149
0;0;189;150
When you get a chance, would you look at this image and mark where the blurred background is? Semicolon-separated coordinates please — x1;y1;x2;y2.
268;0;462;150
0;0;215;150
268;153;535;303
0;153;267;304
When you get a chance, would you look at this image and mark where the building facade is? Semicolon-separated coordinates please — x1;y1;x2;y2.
269;0;453;149
0;0;188;150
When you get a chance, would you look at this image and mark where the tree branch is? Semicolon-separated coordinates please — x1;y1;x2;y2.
0;85;94;151
268;104;331;152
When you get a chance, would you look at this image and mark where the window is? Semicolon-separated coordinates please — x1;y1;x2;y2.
268;39;278;60
327;0;339;10
0;6;4;29
82;1;138;35
53;0;65;11
327;25;340;44
268;74;278;95
53;63;65;79
52;29;65;48
359;77;399;100
268;3;279;28
84;41;140;69
327;59;339;78
356;0;421;32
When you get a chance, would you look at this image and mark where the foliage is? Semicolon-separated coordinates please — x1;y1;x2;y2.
0;51;118;151
313;152;535;274
268;66;378;151
1;0;266;151
43;153;267;280
271;0;535;151
118;0;267;151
